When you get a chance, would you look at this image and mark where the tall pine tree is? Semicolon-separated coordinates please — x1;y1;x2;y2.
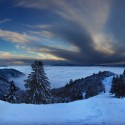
2;81;19;103
24;60;52;104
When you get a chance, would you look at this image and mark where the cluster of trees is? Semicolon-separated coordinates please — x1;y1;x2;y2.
3;59;121;104
2;60;52;104
63;79;83;101
110;70;125;98
85;85;98;99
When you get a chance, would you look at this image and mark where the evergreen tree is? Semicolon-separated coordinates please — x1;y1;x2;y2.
123;69;125;76
110;75;125;98
65;79;74;87
68;79;74;86
24;60;52;104
2;81;19;103
110;76;118;94
116;75;125;98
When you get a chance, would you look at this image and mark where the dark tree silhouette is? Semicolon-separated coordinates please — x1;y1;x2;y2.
110;71;125;98
24;60;52;104
2;81;19;103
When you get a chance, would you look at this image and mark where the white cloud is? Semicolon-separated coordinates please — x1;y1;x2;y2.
0;51;29;59
14;0;116;62
15;45;65;60
30;31;53;38
37;53;65;60
15;0;110;32
15;0;112;51
26;24;52;29
0;18;11;24
53;0;110;33
15;45;36;54
92;32;114;54
52;0;112;54
0;29;30;43
15;0;49;9
0;29;40;44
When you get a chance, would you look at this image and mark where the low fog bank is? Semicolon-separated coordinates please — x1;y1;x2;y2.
0;66;125;90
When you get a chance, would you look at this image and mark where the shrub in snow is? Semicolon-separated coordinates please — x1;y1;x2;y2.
24;60;52;104
2;81;19;103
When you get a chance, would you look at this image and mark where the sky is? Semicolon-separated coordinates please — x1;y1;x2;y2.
0;0;125;66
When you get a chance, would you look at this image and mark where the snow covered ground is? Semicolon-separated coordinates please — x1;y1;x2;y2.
1;76;125;125
0;66;124;89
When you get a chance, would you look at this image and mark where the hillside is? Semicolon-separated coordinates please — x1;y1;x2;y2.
0;69;25;99
1;76;125;125
52;71;115;102
0;69;25;79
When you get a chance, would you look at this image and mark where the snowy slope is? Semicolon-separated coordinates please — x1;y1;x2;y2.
1;76;125;125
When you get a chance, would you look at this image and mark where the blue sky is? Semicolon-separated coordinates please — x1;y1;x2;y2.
0;0;125;65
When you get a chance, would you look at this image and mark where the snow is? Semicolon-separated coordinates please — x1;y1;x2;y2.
1;75;125;125
0;66;124;89
102;76;114;93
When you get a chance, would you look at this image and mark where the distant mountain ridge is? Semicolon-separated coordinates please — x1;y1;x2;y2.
0;69;25;79
51;63;125;67
0;69;25;99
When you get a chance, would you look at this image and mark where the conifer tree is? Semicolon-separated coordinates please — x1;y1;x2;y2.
116;75;125;98
123;69;125;76
24;60;52;104
2;81;19;103
110;75;125;98
69;79;74;86
110;76;118;94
